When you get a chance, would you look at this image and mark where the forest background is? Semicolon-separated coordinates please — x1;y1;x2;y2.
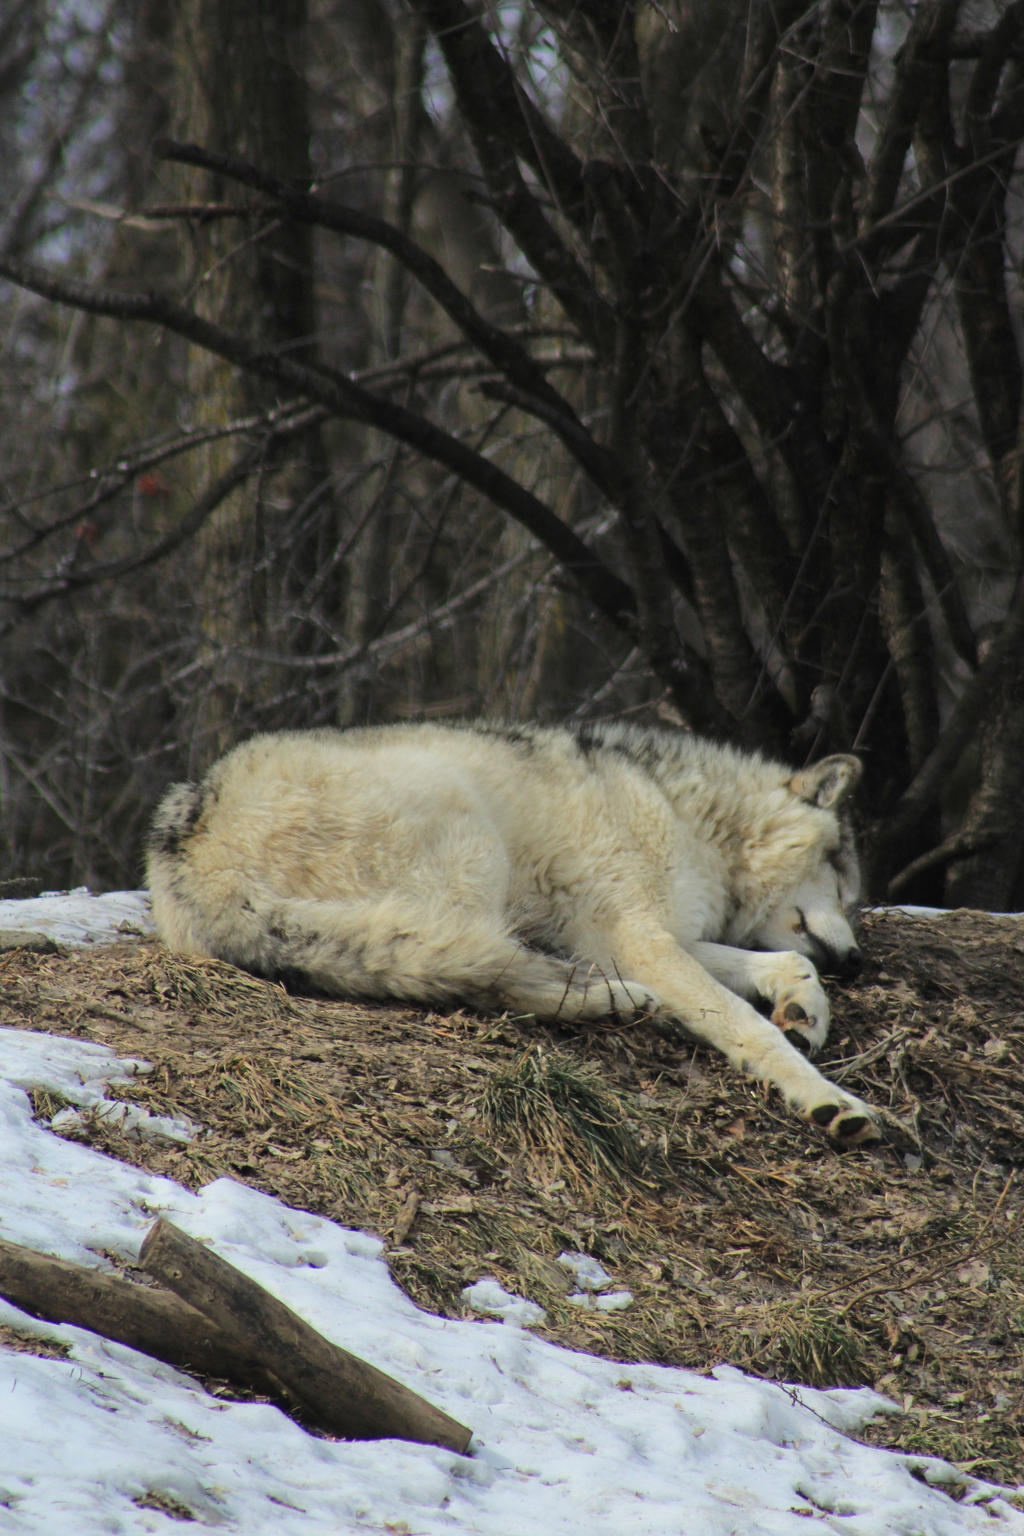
1;0;1023;910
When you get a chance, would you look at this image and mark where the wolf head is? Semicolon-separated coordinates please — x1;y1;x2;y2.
746;754;863;976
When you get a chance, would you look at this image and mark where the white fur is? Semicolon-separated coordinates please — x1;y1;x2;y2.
147;721;874;1145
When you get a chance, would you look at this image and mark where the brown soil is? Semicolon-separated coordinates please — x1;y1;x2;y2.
1;908;1022;1482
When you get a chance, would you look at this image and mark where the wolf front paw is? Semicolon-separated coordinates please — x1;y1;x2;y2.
771;988;828;1053
765;954;829;1054
806;1095;880;1149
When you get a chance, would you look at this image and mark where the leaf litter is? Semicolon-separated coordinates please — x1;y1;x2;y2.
2;906;1022;1484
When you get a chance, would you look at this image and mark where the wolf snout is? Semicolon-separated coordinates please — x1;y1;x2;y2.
829;945;862;978
807;934;862;977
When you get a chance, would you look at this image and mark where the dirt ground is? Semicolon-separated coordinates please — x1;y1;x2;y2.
1;907;1022;1483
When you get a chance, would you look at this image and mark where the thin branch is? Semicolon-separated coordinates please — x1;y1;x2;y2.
0;420;318;636
236;518;613;676
0;0;120;254
879;575;1024;844
887;829;993;898
156;138;586;433
0;403;325;566
476;378;621;496
155;138;633;495
407;0;589;225
949;25;1024;60
860;0;961;235
948;14;1024;525
57;194;266;224
700;0;801;202
851;137;1021;264
964;0;1024;143
0;251;637;638
407;0;614;351
685;258;840;524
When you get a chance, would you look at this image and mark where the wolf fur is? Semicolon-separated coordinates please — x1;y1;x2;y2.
147;720;876;1146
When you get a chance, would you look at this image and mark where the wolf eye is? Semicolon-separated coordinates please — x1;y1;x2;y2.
792;911;807;935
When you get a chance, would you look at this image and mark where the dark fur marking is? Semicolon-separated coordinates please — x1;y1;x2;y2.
606;737;667;777
466;722;538;753
269;965;320;995
568;722;675;780
570;724;606;757
147;781;206;858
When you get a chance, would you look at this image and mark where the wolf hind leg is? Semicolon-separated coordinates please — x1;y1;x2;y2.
489;952;659;1023
217;892;657;1022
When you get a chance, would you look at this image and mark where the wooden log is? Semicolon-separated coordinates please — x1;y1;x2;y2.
0;929;58;954
140;1217;472;1454
0;1233;282;1397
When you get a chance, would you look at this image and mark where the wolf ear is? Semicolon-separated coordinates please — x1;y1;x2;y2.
788;754;862;810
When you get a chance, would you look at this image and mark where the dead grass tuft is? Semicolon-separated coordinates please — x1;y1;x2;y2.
480;1044;649;1187
1;909;1023;1481
729;1298;870;1387
0;1322;71;1360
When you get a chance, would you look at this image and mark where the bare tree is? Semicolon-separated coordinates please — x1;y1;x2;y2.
2;0;1024;906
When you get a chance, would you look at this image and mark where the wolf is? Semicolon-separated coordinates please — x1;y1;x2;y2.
147;720;876;1146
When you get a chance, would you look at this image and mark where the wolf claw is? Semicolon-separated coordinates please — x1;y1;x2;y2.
610;979;661;1017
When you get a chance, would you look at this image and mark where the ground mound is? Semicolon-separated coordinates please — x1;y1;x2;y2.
2;909;1022;1481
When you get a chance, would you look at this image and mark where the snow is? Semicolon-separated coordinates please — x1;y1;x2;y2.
0;886;154;945
461;1277;547;1328
555;1250;634;1311
0;892;1021;1534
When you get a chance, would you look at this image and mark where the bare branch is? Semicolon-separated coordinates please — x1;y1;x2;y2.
155;138;590;436
0;403;324;566
861;0;962;234
408;0;614;350
0;0;120;254
0;251;636;637
948;13;1024;525
887;828;992;898
408;0;590;221
879;577;1024;844
0;414;322;635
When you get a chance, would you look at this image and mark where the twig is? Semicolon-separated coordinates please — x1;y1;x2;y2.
836;1172;1018;1317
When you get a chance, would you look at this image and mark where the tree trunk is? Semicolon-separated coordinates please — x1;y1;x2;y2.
172;0;320;758
945;652;1024;909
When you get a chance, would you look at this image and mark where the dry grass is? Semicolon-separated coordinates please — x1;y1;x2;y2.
1;909;1022;1483
0;1322;70;1359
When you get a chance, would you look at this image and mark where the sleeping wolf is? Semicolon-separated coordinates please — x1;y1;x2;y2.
147;720;876;1147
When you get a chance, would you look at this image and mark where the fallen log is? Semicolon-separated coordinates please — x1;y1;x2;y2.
0;1224;472;1455
0;929;58;954
0;1233;281;1395
140;1217;472;1454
